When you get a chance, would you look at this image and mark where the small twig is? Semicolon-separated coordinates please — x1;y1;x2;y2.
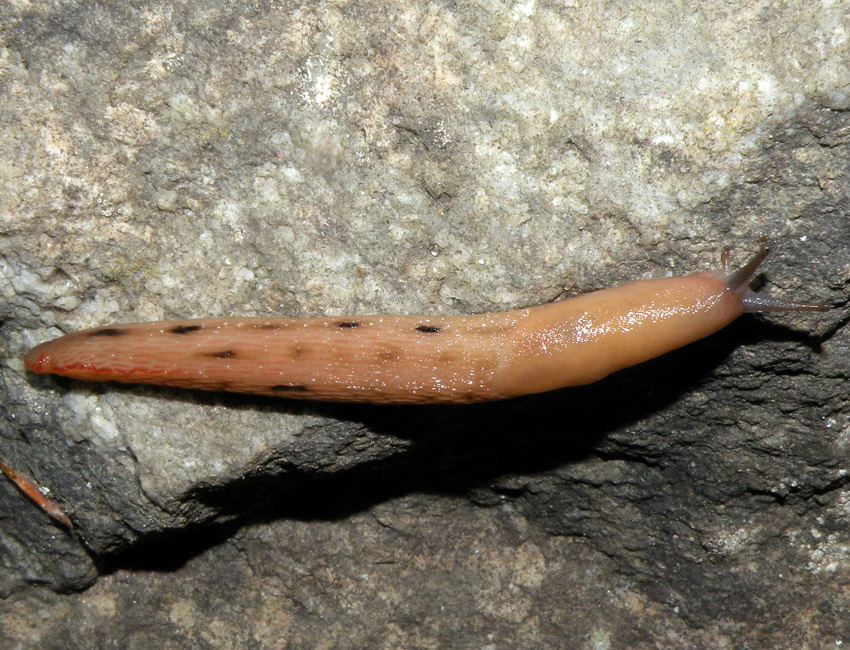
0;457;73;528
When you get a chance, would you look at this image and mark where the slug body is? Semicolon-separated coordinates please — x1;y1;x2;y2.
24;247;827;404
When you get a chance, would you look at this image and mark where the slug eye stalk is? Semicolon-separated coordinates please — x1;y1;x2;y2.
721;245;831;313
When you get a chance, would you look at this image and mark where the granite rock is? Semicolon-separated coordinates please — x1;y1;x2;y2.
2;0;849;647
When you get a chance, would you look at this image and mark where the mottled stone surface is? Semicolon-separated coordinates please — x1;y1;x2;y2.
2;0;850;647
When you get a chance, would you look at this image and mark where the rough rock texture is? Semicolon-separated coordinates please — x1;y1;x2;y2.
1;0;850;647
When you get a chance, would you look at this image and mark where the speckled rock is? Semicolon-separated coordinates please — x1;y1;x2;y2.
2;1;850;647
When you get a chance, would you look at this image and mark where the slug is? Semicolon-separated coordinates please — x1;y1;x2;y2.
24;245;828;404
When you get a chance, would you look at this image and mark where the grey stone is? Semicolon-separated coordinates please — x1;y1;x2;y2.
1;0;849;647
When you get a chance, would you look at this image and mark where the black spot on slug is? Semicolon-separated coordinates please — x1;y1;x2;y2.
170;325;203;334
416;325;443;333
337;321;361;329
270;384;309;392
88;328;125;337
204;349;236;359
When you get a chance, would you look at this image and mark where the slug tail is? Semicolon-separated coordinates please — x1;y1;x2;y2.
724;244;831;313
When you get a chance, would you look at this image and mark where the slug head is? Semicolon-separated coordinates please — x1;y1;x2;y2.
718;245;830;313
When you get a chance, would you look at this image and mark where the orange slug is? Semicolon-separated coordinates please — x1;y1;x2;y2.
24;246;828;404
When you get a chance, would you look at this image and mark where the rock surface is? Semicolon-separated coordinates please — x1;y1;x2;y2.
2;0;850;647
